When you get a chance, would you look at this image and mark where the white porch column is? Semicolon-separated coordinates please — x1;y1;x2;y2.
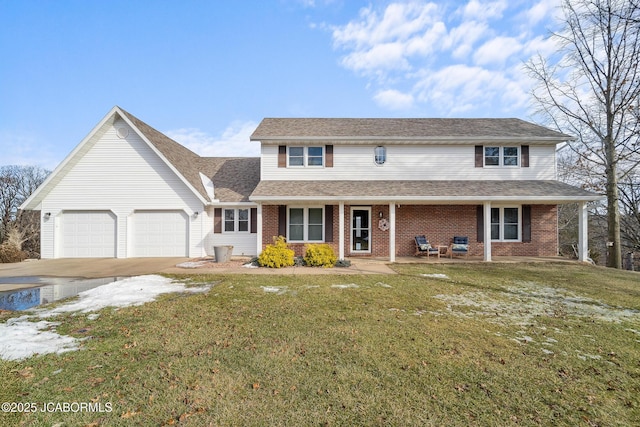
483;202;492;262
338;202;345;260
578;201;588;262
256;203;263;256
389;202;396;263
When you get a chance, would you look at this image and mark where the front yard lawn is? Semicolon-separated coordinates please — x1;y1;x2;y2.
2;263;639;426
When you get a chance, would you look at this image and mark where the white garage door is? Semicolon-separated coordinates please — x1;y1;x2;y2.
133;211;188;257
61;211;117;258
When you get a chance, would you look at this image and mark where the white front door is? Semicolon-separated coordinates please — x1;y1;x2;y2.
351;207;371;253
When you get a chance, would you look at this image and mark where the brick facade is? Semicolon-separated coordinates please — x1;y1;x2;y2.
261;203;558;258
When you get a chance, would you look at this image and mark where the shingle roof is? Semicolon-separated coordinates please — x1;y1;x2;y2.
250;118;573;142
250;180;603;203
119;108;260;203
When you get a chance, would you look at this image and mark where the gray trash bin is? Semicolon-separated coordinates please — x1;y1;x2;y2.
213;245;233;263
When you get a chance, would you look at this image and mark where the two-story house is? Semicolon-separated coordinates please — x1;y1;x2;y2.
21;107;602;262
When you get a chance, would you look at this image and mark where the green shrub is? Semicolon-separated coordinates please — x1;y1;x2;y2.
0;242;27;263
258;236;295;268
304;243;337;268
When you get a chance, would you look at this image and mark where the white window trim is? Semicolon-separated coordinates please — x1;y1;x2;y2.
287;206;325;242
490;206;521;242
223;208;250;234
484;146;520;168
374;146;386;166
287;146;324;168
350;206;372;253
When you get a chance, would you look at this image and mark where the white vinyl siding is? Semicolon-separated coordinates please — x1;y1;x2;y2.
261;144;556;181
41;118;204;258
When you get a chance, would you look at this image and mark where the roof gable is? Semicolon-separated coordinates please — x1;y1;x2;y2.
250;118;573;144
21;107;261;209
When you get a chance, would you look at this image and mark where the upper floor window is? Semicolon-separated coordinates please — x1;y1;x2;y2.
485;146;519;167
288;146;323;167
374;146;386;165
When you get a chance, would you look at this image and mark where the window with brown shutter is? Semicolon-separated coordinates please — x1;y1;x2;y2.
475;145;483;167
325;145;333;167
278;146;286;168
521;145;530;167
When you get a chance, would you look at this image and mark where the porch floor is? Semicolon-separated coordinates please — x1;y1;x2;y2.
352;255;577;264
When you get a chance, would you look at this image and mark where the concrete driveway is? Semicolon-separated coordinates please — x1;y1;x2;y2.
0;258;191;279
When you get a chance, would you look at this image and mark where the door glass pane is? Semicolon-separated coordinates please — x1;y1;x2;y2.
352;210;370;251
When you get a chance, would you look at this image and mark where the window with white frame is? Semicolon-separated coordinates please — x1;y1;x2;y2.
374;146;386;165
485;146;519;167
288;207;324;242
223;208;250;233
288;146;324;167
490;207;520;241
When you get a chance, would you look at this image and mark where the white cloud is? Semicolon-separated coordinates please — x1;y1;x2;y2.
328;1;560;115
165;120;259;158
473;36;522;66
332;1;444;78
525;0;562;26
374;89;415;110
459;0;508;21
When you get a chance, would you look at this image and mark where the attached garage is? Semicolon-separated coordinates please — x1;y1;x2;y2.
132;210;188;257
61;211;117;258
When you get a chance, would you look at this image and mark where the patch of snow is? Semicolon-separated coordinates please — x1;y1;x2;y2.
542;349;554;355
261;286;287;295
431;281;640;326
375;282;392;288
243;263;259;268
0;275;210;361
420;273;450;279
87;313;99;321
331;283;359;289
176;261;211;268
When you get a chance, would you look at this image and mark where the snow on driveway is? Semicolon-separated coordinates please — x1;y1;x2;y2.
0;275;210;361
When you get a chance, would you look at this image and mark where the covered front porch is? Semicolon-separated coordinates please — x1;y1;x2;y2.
249;180;604;263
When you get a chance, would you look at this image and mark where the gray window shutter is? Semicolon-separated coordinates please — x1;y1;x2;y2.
521;145;529;167
522;205;532;243
250;208;257;233
325;145;333;167
278;205;287;237
324;205;334;242
477;205;484;242
214;208;222;233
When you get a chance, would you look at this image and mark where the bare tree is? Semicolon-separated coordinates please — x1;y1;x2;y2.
527;0;640;268
0;165;49;255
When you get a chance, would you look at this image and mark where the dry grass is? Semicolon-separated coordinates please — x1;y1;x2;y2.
1;263;639;426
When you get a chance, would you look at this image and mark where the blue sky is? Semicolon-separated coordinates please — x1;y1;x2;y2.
0;0;562;169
